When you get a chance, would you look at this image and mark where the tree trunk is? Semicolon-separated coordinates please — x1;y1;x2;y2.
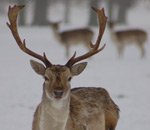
88;0;100;26
32;0;49;25
117;6;127;24
115;0;135;24
107;0;113;22
64;0;70;23
17;0;26;26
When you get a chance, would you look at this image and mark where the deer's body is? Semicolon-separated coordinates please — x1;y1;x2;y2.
7;5;119;130
109;22;147;58
50;22;94;57
32;85;119;130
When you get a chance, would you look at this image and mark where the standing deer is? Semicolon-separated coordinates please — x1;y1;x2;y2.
7;5;119;130
49;21;94;57
108;21;147;58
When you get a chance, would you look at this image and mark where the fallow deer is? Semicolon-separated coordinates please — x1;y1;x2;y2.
49;21;94;57
7;5;119;130
108;21;147;58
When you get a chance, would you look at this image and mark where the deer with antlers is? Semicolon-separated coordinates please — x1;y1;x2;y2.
49;21;94;57
7;5;119;130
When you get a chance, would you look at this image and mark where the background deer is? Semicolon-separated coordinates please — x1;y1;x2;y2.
108;21;147;58
7;5;119;130
49;21;94;57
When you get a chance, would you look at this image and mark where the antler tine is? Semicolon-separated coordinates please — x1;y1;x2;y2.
90;7;107;50
7;5;52;67
65;7;107;68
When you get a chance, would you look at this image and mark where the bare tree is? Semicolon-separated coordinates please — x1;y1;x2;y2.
107;0;135;24
32;0;49;25
0;0;9;15
64;0;70;23
107;0;113;22
117;0;135;23
16;0;26;25
88;0;100;26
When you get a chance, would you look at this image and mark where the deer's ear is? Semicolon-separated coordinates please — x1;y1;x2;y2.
30;60;46;76
71;62;87;76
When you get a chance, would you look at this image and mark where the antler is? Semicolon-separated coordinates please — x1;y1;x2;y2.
7;5;52;67
65;7;107;68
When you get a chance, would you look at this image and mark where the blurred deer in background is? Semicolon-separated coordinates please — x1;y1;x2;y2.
49;21;94;57
7;5;119;130
108;21;147;58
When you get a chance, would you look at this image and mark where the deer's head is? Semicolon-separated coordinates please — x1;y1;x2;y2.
49;21;61;31
108;21;115;29
30;60;87;99
7;5;107;100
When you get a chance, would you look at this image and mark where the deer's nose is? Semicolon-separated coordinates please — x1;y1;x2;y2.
53;90;64;98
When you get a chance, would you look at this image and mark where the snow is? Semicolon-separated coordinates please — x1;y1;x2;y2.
0;2;150;130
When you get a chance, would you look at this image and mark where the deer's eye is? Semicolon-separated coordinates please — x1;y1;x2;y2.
68;77;72;81
44;76;49;81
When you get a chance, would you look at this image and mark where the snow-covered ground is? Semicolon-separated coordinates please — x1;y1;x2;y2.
0;2;150;130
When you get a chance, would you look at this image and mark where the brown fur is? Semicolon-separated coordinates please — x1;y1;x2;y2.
31;62;119;130
71;87;119;130
50;22;94;57
108;22;147;58
7;5;119;130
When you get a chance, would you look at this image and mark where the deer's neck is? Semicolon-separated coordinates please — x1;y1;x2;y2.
39;90;70;130
51;27;62;43
109;27;118;43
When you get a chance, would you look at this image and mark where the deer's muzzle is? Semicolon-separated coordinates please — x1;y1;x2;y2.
53;90;64;99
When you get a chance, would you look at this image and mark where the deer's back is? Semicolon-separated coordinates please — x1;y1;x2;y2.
116;29;147;44
60;29;93;44
68;87;119;130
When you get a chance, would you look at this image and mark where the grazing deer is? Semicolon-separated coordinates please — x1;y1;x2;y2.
108;21;147;58
7;5;119;130
49;21;94;57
